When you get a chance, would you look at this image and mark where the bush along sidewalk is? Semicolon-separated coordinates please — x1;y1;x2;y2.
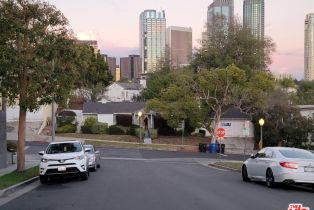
0;166;39;190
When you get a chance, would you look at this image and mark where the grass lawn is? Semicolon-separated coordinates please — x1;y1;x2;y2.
214;162;243;171
0;166;39;190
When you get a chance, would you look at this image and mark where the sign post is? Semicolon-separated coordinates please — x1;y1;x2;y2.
216;128;225;161
243;121;250;160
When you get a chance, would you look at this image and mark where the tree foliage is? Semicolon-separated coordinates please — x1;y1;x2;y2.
196;65;274;142
145;69;201;129
192;18;275;72
0;0;111;171
253;89;313;148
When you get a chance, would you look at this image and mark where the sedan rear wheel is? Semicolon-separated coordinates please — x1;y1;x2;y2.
242;165;250;182
266;169;276;188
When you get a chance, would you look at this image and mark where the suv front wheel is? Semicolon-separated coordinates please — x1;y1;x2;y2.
40;175;48;184
81;169;89;181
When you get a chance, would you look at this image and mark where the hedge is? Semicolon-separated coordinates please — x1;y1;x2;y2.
107;125;125;135
81;123;108;134
56;124;77;133
135;128;158;139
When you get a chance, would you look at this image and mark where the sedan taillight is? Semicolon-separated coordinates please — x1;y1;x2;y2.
279;162;298;169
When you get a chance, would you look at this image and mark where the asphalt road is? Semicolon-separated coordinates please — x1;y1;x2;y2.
25;141;250;161
2;146;314;210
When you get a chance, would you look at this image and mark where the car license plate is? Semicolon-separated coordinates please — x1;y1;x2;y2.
304;167;314;172
58;166;66;172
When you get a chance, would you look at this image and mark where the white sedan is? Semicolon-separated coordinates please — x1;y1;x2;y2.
242;147;314;189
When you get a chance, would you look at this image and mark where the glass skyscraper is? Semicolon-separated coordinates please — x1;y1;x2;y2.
243;0;265;40
139;10;166;73
305;13;314;81
207;0;234;37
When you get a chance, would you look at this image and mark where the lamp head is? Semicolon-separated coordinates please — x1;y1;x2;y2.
259;118;265;126
138;111;142;117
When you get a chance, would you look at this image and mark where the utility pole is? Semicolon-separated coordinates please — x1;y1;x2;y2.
51;59;55;142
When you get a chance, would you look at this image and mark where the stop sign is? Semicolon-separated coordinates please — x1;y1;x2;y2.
216;128;225;139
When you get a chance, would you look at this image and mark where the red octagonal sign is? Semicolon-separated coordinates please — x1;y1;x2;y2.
216;128;225;138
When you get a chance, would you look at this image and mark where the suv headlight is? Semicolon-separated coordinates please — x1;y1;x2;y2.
41;158;48;163
75;155;85;160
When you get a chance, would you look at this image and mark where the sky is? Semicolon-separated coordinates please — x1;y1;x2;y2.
48;0;314;80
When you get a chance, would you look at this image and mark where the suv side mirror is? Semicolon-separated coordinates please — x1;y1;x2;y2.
250;154;255;159
38;151;44;156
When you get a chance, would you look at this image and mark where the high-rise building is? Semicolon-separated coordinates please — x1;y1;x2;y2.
305;14;314;81
120;55;141;80
139;10;166;73
116;65;121;82
243;0;265;40
107;57;117;81
207;0;234;37
166;26;192;68
76;40;99;54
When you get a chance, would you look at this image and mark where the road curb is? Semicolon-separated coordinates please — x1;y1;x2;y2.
208;163;241;173
0;176;39;198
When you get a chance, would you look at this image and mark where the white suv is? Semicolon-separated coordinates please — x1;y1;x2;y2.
39;141;89;184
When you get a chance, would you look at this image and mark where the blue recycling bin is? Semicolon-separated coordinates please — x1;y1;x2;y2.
209;143;218;153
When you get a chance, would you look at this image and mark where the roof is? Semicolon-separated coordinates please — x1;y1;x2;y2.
296;105;314;110
210;108;250;120
116;82;142;90
83;102;145;114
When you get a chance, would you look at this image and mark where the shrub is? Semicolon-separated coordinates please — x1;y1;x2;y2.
84;117;97;126
81;125;92;134
56;124;77;133
135;128;158;139
56;116;76;127
82;121;108;134
108;125;125;135
90;123;108;134
7;141;17;152
128;124;140;136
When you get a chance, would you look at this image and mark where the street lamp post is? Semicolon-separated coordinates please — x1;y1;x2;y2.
259;118;265;149
138;111;142;143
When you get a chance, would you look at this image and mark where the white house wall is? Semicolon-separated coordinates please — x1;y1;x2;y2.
103;83;140;102
97;114;114;126
7;105;47;122
212;120;254;138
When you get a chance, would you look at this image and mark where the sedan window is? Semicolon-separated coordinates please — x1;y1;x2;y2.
279;149;314;159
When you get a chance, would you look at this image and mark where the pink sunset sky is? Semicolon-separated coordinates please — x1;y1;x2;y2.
48;0;314;80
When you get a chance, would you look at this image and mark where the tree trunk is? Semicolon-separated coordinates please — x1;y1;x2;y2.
212;108;222;144
17;108;26;171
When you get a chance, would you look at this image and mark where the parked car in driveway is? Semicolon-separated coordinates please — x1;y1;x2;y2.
84;144;101;171
242;147;314;190
38;141;89;184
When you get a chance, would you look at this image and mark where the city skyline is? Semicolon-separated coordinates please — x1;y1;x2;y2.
47;0;314;79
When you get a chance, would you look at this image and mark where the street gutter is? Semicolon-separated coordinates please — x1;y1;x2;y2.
0;176;39;198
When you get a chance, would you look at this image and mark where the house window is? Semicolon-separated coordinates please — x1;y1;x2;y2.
221;122;231;127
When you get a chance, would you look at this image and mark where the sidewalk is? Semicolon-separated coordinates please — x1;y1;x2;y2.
0;154;39;177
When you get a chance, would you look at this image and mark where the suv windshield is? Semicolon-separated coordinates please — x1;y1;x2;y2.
46;142;83;154
279;149;314;159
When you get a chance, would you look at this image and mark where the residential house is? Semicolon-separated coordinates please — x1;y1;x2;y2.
82;102;154;128
102;82;142;102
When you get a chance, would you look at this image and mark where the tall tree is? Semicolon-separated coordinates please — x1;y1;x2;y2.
192;18;275;72
194;65;275;143
146;69;201;129
0;0;112;171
